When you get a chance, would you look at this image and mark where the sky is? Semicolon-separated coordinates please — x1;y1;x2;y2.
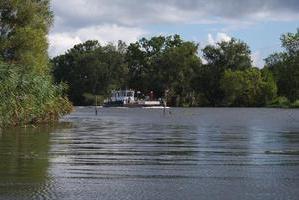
49;0;299;67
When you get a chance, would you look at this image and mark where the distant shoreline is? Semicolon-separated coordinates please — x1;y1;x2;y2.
76;106;299;109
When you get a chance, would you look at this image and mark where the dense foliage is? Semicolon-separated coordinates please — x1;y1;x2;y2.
220;68;277;107
0;0;72;127
265;29;299;103
52;29;299;107
126;35;201;106
0;61;71;126
194;39;253;106
52;40;128;105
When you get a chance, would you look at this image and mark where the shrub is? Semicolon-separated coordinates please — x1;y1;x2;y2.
0;62;72;127
267;96;290;108
291;100;299;108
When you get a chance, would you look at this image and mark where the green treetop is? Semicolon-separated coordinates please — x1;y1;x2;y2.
0;0;53;73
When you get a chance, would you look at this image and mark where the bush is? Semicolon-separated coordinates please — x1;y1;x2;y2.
291;100;299;108
267;96;290;108
0;62;73;127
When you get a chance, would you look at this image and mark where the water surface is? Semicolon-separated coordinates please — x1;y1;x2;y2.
1;108;299;200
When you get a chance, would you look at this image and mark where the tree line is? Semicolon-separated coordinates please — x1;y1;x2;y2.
52;29;299;107
0;0;72;127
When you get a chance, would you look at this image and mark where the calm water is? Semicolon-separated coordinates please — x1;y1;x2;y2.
1;107;299;200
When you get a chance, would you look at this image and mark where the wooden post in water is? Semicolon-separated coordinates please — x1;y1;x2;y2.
163;89;168;114
95;95;98;116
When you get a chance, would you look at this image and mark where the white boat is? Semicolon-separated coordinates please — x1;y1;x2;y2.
103;90;166;108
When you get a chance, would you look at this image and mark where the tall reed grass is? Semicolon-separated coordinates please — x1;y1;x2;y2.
0;61;72;127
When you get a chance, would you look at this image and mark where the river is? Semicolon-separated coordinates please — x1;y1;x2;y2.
0;107;299;200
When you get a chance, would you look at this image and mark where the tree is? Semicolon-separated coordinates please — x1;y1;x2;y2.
203;38;252;71
0;0;53;73
126;35;202;106
280;28;299;55
220;68;277;107
265;29;299;102
159;41;201;106
0;0;71;126
52;40;128;105
194;38;252;106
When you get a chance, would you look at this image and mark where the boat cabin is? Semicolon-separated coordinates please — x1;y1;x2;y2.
110;90;135;104
104;89;164;107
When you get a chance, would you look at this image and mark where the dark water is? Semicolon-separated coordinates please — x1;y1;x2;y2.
1;108;299;200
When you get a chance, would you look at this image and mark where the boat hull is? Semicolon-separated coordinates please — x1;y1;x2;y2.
103;101;164;108
103;101;125;107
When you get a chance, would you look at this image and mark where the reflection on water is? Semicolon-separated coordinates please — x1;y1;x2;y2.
1;108;299;200
0;124;71;200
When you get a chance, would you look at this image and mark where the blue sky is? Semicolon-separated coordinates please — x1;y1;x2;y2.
49;0;299;67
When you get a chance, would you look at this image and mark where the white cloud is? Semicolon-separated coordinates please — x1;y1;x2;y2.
49;0;299;57
207;32;231;45
207;34;215;45
51;0;299;30
48;34;82;57
251;51;265;68
48;24;146;57
217;33;232;42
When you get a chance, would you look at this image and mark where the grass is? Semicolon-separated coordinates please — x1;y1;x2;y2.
0;62;72;127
